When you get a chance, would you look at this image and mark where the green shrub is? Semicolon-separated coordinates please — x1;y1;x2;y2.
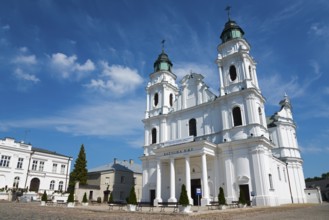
238;190;246;205
82;192;88;203
178;184;189;206
218;187;226;205
127;186;137;205
108;192;114;203
97;197;102;203
41;190;48;202
67;191;74;203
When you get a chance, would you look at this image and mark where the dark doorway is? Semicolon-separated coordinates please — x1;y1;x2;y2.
103;190;110;202
89;191;93;200
191;179;201;206
239;184;250;206
150;190;155;204
29;178;40;192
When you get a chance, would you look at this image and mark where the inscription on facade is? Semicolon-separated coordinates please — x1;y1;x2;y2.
164;148;193;156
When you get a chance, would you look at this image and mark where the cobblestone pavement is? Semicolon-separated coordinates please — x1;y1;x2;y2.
0;201;328;220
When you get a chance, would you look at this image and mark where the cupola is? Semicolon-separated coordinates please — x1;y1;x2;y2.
153;50;173;72
220;19;245;43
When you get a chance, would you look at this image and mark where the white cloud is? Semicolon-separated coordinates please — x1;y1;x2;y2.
85;62;143;95
13;54;37;65
309;23;329;38
2;24;10;30
0;99;145;140
13;68;40;83
300;145;329;154
50;53;95;79
324;87;329;95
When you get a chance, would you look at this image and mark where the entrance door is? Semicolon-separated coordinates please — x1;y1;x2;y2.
30;178;40;192
150;190;155;204
191;179;201;206
239;184;250;206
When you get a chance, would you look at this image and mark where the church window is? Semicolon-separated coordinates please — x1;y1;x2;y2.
229;65;237;81
258;107;263;126
283;168;287;182
58;181;63;191
169;93;173;107
269;174;274;189
151;128;157;144
232;107;242;126
249;66;252;79
189;118;197;137
154;93;159;107
277;166;281;181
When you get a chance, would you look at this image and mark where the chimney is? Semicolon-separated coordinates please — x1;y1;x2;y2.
114;158;117;164
129;159;134;165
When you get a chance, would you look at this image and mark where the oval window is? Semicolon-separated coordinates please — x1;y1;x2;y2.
229;65;237;81
154;93;159;107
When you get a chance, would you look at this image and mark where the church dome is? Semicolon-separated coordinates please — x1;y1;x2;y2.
220;20;245;43
153;51;173;72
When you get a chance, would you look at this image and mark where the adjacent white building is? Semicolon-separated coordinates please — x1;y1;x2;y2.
0;137;72;195
140;18;306;207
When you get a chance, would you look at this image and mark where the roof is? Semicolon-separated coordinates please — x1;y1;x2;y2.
32;147;71;158
88;160;142;174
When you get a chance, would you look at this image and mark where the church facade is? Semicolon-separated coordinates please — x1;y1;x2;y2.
140;18;306;207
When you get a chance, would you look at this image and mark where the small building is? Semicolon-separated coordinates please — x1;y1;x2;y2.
0;137;72;197
75;158;142;203
306;179;329;201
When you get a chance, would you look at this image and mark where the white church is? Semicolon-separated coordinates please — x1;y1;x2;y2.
140;17;306;207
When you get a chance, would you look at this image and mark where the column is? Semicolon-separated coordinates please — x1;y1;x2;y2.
154;159;162;206
168;158;177;202
185;156;192;204
201;153;210;206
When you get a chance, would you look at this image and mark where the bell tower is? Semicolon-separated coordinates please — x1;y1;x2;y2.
216;17;260;97
145;47;179;118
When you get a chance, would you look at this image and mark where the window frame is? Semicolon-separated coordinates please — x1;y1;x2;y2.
232;106;243;126
0;155;11;168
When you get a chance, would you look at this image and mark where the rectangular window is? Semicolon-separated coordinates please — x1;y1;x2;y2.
32;160;38;170
39;161;44;172
120;176;125;184
17;158;24;169
277;166;281;181
60;164;66;174
105;177;110;185
52;163;57;173
269;174;274;189
0;155;11;167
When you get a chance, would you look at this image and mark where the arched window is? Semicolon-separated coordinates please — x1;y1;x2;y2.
58;181;63;191
151;128;157;144
169;93;173;107
49;180;55;190
233;107;242;126
229;65;237;81
189;118;197;137
154;93;159;107
249;66;252;79
269;174;274;189
13;176;20;188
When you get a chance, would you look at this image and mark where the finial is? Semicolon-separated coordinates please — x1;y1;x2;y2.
161;40;165;52
225;6;231;21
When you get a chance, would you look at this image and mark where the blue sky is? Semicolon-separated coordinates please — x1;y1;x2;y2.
0;0;328;178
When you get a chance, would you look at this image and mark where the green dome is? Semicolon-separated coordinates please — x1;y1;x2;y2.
153;51;173;72
220;20;245;43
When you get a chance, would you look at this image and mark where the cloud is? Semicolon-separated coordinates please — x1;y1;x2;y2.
309;23;329;38
300;145;329;154
2;24;10;30
13;68;40;83
13;54;37;65
0;99;145;139
85;61;143;95
324;87;329;95
50;53;95;79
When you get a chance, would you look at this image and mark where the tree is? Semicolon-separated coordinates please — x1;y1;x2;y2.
67;191;74;203
238;190;246;205
127;186;137;205
82;192;88;203
108;192;114;203
178;184;189;206
41;190;48;202
218;187;226;205
69;144;88;190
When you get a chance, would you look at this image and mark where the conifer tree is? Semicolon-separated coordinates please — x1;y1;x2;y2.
127;186;137;205
69;144;88;190
178;184;189;206
218;187;226;205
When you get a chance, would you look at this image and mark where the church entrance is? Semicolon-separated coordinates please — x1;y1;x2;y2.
30;178;40;192
239;184;250;206
150;190;155;204
191;179;201;206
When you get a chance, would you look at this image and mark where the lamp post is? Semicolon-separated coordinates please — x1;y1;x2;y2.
286;162;294;203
